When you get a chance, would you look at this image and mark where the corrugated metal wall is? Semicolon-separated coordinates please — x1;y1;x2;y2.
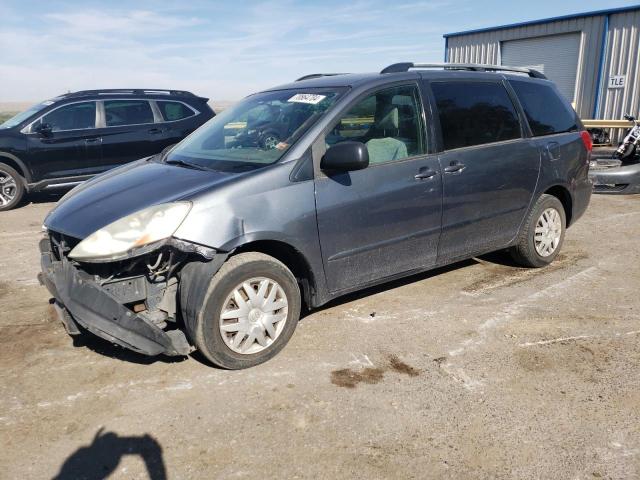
446;15;606;119
599;10;640;124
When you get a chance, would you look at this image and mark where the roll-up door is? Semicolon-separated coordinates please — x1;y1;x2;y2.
501;32;581;102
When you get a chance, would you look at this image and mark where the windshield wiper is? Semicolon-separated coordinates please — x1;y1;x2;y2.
165;158;209;171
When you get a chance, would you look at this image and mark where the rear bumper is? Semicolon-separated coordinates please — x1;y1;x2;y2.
39;239;191;356
589;163;640;195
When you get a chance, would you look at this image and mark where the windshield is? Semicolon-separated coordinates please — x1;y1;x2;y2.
166;88;346;171
0;101;54;129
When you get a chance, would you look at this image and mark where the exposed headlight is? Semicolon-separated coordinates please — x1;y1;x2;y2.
69;202;191;262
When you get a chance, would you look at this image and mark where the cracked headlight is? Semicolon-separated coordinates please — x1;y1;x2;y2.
68;202;191;262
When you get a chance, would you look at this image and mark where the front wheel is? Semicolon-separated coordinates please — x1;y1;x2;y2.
510;194;566;268
261;132;280;150
0;163;25;211
188;252;301;369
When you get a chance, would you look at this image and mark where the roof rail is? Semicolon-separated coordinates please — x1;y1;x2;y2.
380;62;547;79
295;73;348;82
64;89;197;98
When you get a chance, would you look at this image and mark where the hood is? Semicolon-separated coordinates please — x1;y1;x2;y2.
44;158;238;239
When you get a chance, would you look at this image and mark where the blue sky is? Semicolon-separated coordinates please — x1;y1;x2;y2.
0;0;637;101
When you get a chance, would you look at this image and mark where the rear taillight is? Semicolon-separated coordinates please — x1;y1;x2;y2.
580;130;593;153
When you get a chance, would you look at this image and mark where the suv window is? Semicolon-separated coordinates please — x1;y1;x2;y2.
327;84;425;164
39;102;96;132
157;101;195;121
104;100;154;127
509;80;578;136
431;82;521;150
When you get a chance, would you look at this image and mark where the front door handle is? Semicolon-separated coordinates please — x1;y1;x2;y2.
444;162;465;173
415;169;437;180
85;138;101;144
148;128;163;135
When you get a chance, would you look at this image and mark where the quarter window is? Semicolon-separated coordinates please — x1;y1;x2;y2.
104;100;154;127
431;82;521;150
157;101;195;121
327;85;426;164
40;102;96;132
509;80;578;136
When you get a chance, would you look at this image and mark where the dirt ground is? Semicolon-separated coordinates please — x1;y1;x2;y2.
0;192;639;479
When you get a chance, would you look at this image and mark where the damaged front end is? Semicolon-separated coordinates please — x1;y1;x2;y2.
39;230;221;357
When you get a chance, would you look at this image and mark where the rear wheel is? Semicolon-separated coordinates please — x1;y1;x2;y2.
510;194;566;268
0;163;25;211
189;252;301;369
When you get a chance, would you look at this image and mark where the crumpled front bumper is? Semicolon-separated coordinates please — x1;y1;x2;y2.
589;162;640;194
38;238;191;356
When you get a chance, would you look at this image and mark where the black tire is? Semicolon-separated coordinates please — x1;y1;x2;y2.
510;194;566;268
0;163;26;211
188;252;301;369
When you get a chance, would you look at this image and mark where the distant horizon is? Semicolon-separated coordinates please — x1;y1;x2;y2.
0;99;237;114
1;0;638;102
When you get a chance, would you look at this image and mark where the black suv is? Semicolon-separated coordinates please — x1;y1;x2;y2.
0;89;215;210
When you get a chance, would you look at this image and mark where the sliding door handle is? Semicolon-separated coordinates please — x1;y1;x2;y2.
444;162;465;173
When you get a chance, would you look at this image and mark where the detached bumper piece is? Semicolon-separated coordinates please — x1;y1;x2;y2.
39;238;192;357
589;162;640;195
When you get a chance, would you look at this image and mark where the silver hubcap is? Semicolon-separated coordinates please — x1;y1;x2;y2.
534;207;562;257
0;172;17;206
263;136;279;150
219;277;288;354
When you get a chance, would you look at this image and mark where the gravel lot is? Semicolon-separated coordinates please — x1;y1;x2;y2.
1;192;639;479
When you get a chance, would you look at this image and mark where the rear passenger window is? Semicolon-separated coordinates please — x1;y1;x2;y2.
327;85;426;164
104;100;154;127
509;80;578;136
157;101;194;121
431;82;521;150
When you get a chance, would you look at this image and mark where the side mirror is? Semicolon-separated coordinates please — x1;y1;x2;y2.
321;141;369;172
35;122;53;136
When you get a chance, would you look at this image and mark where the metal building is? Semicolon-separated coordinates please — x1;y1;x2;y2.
443;5;640;126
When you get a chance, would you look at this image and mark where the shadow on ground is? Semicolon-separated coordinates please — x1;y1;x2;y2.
52;428;167;480
64;251;519;366
307;249;518;316
71;332;187;366
27;190;68;206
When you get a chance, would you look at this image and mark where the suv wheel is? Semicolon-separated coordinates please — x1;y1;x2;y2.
0;163;25;211
189;252;301;369
510;194;566;268
261;133;280;150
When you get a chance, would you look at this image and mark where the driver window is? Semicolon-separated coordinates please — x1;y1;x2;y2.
39;102;96;132
326;85;425;164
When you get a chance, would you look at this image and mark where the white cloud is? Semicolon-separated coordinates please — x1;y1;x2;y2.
0;1;454;102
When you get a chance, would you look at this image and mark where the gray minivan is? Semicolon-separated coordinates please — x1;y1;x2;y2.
39;63;593;369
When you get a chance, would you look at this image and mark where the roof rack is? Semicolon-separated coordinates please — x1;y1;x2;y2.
64;89;196;98
295;73;348;82
380;62;546;79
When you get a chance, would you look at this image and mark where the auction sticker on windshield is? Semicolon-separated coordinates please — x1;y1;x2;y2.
288;93;326;105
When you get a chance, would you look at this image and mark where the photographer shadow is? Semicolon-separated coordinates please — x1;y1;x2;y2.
52;428;167;480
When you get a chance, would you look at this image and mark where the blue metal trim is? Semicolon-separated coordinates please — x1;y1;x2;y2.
444;36;449;62
443;4;640;38
593;15;610;118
